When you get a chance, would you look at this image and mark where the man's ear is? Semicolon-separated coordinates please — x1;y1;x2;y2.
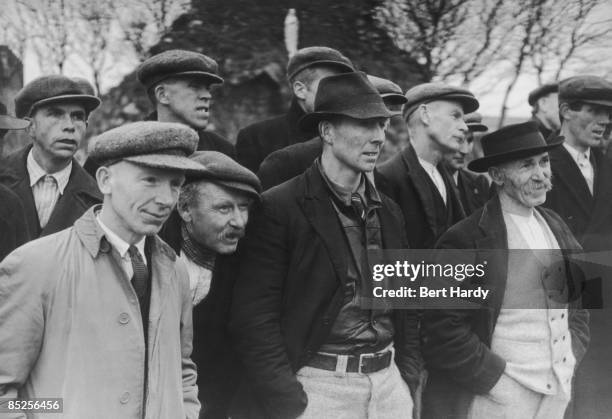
319;120;334;145
292;80;307;101
24;117;35;138
559;102;572;122
417;104;431;126
488;166;505;186
154;83;170;105
96;166;113;194
177;202;192;223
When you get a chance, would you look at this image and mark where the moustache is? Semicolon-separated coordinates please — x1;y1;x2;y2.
523;178;552;194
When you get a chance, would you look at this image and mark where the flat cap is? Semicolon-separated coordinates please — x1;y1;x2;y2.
464;112;488;132
559;75;612;108
287;46;355;80
88;121;203;171
137;49;224;90
367;75;407;110
15;75;101;118
0;100;29;131
528;83;558;106
186;151;261;199
402;82;479;119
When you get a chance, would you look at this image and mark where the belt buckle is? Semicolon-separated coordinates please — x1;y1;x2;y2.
358;352;376;374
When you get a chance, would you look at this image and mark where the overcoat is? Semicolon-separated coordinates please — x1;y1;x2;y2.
0;184;29;261
456;169;490;216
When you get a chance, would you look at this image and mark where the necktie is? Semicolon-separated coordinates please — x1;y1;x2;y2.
38;175;58;228
577;153;594;195
128;245;148;303
351;193;366;222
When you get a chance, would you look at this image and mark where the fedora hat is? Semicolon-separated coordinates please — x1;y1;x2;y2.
298;72;392;131
467;121;563;172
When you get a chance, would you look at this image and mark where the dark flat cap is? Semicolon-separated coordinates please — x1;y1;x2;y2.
528;83;558;106
0;101;29;131
15;75;101;118
137;49;224;90
367;75;407;110
468;121;563;172
299;72;392;131
559;75;612;108
186;151;261;199
287;46;354;80
403;82;479;119
72;77;97;96
464;112;488;132
88;121;203;171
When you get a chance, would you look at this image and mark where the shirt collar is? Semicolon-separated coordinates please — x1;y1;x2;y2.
95;214;146;259
563;142;590;164
27;149;72;194
417;156;438;175
315;158;381;207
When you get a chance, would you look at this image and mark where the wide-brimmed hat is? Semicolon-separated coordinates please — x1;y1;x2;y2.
88;121;204;172
15;75;101;118
467;121;563;172
528;83;558;106
464;112;488;133
558;75;612;108
403;82;479;119
0;101;29;131
298;72;392;131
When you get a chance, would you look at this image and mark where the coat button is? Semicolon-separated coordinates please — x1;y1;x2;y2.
119;391;130;404
561;313;565;319
118;313;130;325
547;384;552;389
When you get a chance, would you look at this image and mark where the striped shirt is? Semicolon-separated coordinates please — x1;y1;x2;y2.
27;150;72;228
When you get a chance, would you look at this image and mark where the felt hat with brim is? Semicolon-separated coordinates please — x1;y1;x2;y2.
15;75;101;118
185;151;261;200
528;83;558;106
468;121;563;172
137;49;224;89
403;82;479;119
0;115;29;130
298;72;392;131
464;112;488;132
88;121;204;172
559;75;612;108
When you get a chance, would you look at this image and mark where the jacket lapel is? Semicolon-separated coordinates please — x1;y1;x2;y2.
590;149;612;226
550;146;592;216
402;146;438;236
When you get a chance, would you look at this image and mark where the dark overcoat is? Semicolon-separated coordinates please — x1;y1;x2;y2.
0;184;29;261
421;196;590;419
229;164;421;419
456;169;490;216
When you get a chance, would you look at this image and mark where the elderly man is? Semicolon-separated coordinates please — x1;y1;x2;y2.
528;83;560;140
443;111;490;215
543;75;612;419
160;150;260;419
236;46;355;172
0;75;102;243
0;121;203;418
256;73;407;190
230;72;420;419
0;103;30;260
377;83;479;249
421;121;589;419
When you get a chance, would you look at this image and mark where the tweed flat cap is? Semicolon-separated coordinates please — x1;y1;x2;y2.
72;77;97;96
528;83;558;106
137;49;224;90
186;151;261;199
402;82;479;119
0;101;29;131
15;75;101;118
367;75;407;110
559;75;612;108
287;46;355;80
88;121;203;171
464;112;488;132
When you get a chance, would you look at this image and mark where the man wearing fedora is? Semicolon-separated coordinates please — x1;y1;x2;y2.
0;121;203;418
443;111;490;216
528;83;560;140
235;46;355;172
421;121;589;419
230;72;420;419
377;82;478;249
0;75;102;245
160;151;261;419
0;102;30;260
256;73;408;191
543;75;612;419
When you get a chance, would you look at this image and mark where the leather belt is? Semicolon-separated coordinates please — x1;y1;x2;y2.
306;349;393;374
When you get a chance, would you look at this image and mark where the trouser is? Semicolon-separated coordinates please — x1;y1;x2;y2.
295;361;413;419
468;373;570;419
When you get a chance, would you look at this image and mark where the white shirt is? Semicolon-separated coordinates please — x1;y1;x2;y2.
179;251;213;306
418;157;447;204
27;150;72;228
96;215;146;279
506;210;557;250
563;143;593;194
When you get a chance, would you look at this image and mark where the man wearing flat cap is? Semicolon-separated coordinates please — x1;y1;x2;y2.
256;73;407;191
160;151;260;419
0;121;202;418
422;121;589;419
543;75;612;419
230;72;420;419
377;82;478;249
528;82;560;140
235;46;355;172
0;75;102;247
443;111;490;215
0;101;30;260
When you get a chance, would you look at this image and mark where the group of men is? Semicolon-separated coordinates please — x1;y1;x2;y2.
0;44;611;419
